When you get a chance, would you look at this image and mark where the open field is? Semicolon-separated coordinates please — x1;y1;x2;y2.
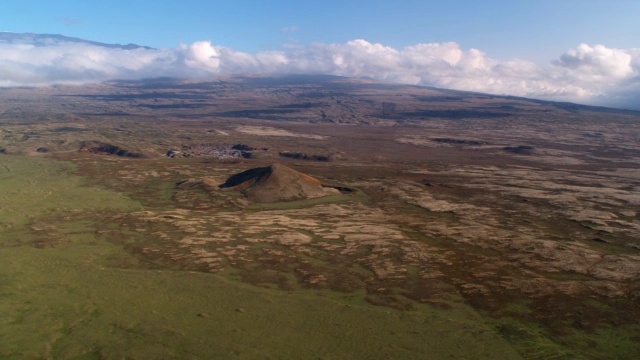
1;75;639;359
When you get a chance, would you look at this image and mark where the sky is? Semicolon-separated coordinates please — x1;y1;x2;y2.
1;0;639;109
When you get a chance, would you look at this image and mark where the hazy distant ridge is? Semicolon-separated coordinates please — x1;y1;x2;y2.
0;32;153;50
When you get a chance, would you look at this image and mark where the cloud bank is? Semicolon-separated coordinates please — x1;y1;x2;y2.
0;38;638;109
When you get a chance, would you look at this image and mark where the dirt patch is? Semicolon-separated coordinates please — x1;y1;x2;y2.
236;126;326;140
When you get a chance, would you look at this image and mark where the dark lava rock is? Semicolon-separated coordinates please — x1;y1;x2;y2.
432;138;487;145
503;145;535;155
324;185;354;194
231;144;255;151
166;150;180;158
420;179;435;186
80;141;141;158
279;151;330;162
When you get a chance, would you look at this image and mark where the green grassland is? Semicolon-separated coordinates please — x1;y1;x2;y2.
0;155;524;359
0;156;142;230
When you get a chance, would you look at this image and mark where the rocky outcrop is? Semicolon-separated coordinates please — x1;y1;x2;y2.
79;141;141;158
503;145;535;155
278;151;330;162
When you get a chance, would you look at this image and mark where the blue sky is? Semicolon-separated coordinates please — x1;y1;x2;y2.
1;0;639;108
3;0;638;60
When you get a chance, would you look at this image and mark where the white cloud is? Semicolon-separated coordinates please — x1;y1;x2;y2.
179;41;221;73
556;44;635;80
0;37;638;109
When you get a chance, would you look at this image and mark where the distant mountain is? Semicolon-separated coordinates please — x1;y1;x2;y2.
0;33;637;112
48;74;635;123
0;32;153;50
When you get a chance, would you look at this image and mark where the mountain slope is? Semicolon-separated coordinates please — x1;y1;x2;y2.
0;32;153;50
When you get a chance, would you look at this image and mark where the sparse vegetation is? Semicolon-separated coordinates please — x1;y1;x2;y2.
0;75;639;359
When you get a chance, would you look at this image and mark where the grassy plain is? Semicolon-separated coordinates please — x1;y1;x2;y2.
0;156;140;230
1;75;639;359
0;156;523;359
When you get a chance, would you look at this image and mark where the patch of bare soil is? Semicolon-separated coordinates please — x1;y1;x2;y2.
235;126;326;140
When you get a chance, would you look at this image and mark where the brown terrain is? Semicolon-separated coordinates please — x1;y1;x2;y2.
1;74;639;358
